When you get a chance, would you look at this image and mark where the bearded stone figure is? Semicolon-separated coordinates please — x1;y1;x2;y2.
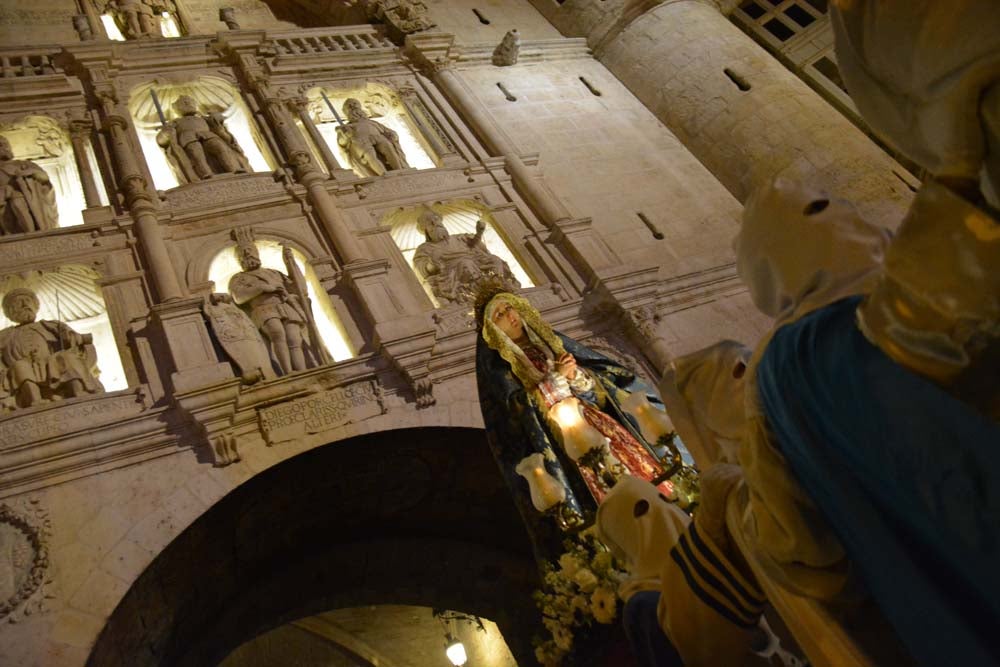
412;209;520;306
0;288;104;411
0;136;58;236
336;98;409;177
156;95;251;183
227;233;322;376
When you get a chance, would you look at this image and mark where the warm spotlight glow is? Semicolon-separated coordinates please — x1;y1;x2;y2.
208;242;354;363
445;639;468;666
100;14;125;41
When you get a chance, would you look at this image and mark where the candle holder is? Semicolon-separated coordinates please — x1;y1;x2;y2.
516;452;567;512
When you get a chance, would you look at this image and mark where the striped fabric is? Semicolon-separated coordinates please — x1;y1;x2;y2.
660;520;767;666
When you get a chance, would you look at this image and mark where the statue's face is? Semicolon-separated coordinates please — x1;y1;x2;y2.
3;292;39;324
174;95;198;116
343;99;366;122
490;300;524;341
427;221;449;242
0;138;12;161
239;251;261;271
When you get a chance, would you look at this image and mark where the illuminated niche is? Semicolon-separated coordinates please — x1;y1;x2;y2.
1;117;109;230
100;7;181;41
301;84;437;177
385;200;534;307
207;240;354;363
128;78;275;190
0;267;128;393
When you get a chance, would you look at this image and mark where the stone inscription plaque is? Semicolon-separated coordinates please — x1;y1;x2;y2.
165;174;286;210
258;381;385;445
0;393;143;448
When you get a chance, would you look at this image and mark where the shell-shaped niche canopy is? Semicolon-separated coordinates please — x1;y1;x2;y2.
303;82;437;176
0;266;127;391
0;116;109;229
128;76;276;189
385;199;533;307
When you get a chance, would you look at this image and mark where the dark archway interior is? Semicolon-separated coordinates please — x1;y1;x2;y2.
88;427;540;667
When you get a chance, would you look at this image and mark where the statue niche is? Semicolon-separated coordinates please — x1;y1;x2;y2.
156;95;251;183
0;136;58;236
412;208;520;307
336;98;409;177
105;0;178;39
226;228;329;377
0;288;104;412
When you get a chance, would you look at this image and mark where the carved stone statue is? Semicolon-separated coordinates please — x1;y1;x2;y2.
105;0;175;39
156;95;251;183
336;98;409;177
0;288;104;411
227;229;323;376
412;209;520;306
0;136;58;236
364;0;435;36
492;29;521;67
203;292;277;383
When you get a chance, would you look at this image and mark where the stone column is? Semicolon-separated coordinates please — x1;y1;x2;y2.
289;95;344;175
545;0;913;225
68;118;102;209
96;92;184;302
253;84;366;264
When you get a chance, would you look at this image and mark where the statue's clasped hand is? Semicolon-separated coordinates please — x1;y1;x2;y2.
556;352;578;380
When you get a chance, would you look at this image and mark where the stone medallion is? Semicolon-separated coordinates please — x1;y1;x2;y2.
0;502;50;621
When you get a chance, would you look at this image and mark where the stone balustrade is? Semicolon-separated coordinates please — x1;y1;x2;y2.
269;26;394;56
0;51;60;78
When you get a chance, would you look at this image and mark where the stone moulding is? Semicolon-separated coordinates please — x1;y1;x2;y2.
0;499;50;623
162;172;289;212
0;225;111;270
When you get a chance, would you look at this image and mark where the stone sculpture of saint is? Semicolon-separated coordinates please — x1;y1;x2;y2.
227;238;319;377
106;0;175;39
412;209;520;306
0;288;104;411
336;98;409;177
0;136;58;236
156;95;251;183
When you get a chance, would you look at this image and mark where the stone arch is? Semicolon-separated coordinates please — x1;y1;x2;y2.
185;224;328;289
87;427;539;667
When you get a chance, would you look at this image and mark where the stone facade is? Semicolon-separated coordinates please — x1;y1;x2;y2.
0;0;906;665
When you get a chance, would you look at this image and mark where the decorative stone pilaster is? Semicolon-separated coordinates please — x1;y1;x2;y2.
288;94;344;175
67;116;102;209
93;84;184;303
152;296;234;393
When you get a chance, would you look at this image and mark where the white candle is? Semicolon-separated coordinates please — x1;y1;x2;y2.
621;392;675;444
550;397;608;461
516;453;567;512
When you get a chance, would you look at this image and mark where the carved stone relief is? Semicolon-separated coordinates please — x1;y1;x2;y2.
258;379;386;445
0;499;50;623
157;95;251;183
412;208;520;307
492;29;521;67
203;292;277;383
363;0;435;38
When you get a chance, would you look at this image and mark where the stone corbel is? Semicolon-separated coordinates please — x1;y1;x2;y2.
172;377;243;466
375;317;438;408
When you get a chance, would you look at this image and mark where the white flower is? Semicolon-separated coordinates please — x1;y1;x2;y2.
591;586;617;624
573;567;599;592
535;640;563;667
559;553;583;579
571;593;589;614
591;550;613;574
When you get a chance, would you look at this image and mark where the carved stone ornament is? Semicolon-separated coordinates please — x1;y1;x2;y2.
105;0;178;39
0;287;104;413
203;292;277;384
364;0;435;37
227;227;330;377
0;136;58;236
492;29;521;67
156;95;251;184
336;98;410;177
0;499;51;623
412;208;520;307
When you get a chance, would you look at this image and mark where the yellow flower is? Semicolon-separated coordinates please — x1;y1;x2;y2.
591;586;617;624
559;553;583;578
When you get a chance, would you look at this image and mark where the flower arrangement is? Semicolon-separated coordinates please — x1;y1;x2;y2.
533;529;628;666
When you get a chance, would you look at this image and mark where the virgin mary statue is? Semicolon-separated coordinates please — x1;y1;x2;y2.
475;288;693;557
